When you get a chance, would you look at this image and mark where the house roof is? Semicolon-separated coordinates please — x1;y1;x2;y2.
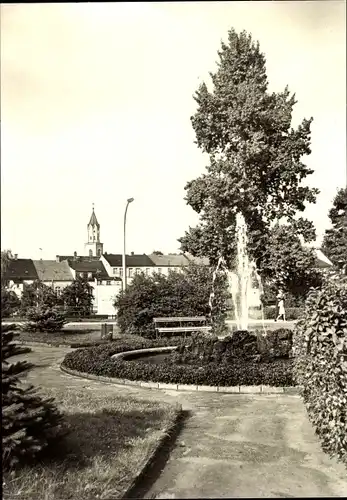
33;260;74;281
4;259;39;281
184;253;210;266
149;253;190;266
314;248;333;269
67;259;109;278
88;208;100;228
103;254;155;267
57;255;100;262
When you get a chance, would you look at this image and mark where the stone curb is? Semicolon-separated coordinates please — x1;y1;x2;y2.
118;404;183;499
60;365;301;394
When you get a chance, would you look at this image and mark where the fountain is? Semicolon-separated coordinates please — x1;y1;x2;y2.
209;212;265;332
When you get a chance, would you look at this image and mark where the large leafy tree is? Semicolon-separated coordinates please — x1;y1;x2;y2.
261;224;322;299
61;277;94;317
322;187;347;273
179;29;318;277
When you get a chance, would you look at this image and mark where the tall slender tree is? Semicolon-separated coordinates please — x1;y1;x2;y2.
322;187;347;273
179;29;318;277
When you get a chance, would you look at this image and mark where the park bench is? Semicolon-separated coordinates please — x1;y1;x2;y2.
153;316;212;339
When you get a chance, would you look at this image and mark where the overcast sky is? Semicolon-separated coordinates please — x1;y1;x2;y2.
1;1;346;259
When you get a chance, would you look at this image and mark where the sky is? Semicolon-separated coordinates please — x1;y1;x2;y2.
1;1;346;259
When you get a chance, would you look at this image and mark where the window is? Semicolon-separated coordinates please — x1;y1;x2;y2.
128;268;133;277
145;268;150;275
88;272;92;279
55;286;61;296
106;280;111;286
97;280;102;285
135;268;140;275
157;268;162;274
113;268;117;275
119;269;123;277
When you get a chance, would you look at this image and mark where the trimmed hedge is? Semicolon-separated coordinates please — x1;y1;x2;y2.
293;282;347;466
62;334;294;387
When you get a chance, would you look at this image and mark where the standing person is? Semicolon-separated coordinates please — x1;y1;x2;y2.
276;291;286;322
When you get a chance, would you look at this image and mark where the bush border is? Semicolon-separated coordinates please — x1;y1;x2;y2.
60;350;300;395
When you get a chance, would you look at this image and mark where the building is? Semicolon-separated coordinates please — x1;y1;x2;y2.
148;253;190;275
3;256;39;297
101;253;156;282
84;205;104;257
32;260;74;295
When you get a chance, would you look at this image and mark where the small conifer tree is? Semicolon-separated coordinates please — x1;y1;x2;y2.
2;324;65;468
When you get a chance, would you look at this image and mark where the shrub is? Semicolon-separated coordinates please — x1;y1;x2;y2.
293;282;347;466
173;329;293;365
2;324;66;469
114;264;230;338
61;333;294;387
24;306;67;333
1;287;21;318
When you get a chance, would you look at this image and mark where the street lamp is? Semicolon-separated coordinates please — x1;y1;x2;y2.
123;197;134;291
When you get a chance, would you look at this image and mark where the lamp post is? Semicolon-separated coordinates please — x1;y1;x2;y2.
123;197;134;291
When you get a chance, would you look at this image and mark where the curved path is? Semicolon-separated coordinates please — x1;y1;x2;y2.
13;345;347;499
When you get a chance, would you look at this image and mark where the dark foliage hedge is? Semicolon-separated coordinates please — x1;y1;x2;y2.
293;281;347;466
62;333;294;387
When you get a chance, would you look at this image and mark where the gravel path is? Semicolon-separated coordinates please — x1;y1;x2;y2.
13;344;347;499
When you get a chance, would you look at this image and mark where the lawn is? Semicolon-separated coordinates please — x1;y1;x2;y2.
15;324;110;346
3;385;179;500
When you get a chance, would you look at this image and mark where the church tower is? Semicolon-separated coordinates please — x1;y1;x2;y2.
84;205;104;257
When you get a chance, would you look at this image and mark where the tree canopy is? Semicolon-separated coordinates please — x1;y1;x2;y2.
179;29;318;278
322;187;347;273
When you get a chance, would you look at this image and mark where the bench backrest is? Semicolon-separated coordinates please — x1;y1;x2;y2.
153;316;206;324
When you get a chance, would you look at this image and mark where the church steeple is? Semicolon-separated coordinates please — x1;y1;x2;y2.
84;204;103;257
88;204;100;228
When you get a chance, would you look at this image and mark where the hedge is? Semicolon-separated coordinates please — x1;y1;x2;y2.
293;281;347;466
62;335;294;387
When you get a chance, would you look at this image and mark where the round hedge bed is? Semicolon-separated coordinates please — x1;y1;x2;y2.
61;332;296;388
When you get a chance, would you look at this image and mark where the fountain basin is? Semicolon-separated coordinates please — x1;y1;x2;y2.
112;346;178;364
108;344;296;393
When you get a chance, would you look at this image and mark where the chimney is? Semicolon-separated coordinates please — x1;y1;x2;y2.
131;251;134;256
73;251;77;260
14;254;18;260
56;255;60;263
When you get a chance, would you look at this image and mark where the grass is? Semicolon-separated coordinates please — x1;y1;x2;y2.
15;325;111;347
3;386;179;500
